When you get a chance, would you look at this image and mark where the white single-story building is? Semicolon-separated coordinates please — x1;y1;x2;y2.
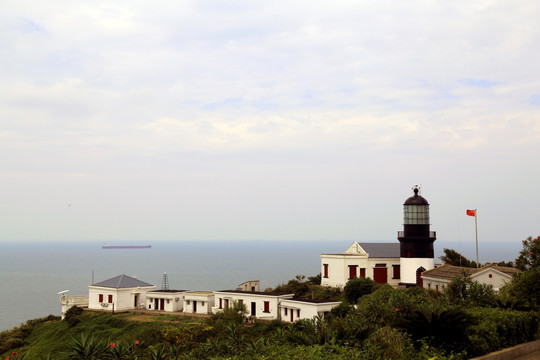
214;290;294;320
88;274;156;312
184;291;214;314
321;242;401;288
421;264;521;292
280;298;341;323
145;290;187;312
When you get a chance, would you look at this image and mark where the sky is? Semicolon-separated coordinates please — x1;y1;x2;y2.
1;1;539;245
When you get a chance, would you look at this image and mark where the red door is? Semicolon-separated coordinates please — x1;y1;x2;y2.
290;309;293;322
160;299;165;310
348;265;357;279
373;267;387;284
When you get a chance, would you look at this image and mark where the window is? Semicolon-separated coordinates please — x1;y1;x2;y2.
284;308;288;315
187;300;190;305
323;264;329;278
108;295;113;303
167;299;170;304
435;285;439;291
99;294;103;302
489;273;492;278
392;265;400;279
297;309;300;317
360;268;366;278
202;301;205;306
263;301;270;313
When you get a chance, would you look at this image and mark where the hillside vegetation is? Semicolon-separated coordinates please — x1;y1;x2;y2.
2;238;539;359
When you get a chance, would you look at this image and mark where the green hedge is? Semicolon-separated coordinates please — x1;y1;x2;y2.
466;308;539;357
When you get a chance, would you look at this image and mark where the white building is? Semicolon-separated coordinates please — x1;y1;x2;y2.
145;290;187;312
280;298;341;323
236;280;260;292
213;290;294;320
320;242;401;288
421;264;521;292
88;274;156;312
184;291;214;314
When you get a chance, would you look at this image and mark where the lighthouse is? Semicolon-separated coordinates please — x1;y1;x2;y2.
398;186;436;287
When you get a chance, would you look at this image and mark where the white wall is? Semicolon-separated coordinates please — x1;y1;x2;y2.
88;286;155;311
321;255;400;288
472;270;511;292
214;292;294;320
184;292;214;314
422;277;448;292
146;291;185;312
280;300;340;322
400;257;434;285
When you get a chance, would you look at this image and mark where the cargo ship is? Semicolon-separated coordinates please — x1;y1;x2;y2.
102;243;151;249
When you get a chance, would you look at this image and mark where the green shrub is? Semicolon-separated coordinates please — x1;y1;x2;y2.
343;277;378;304
466;308;540;357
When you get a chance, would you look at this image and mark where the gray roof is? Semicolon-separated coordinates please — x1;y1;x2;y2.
92;274;154;288
358;243;400;258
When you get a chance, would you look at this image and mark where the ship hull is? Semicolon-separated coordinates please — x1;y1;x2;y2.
102;245;151;249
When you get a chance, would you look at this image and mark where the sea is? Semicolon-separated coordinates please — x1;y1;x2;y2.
0;239;520;332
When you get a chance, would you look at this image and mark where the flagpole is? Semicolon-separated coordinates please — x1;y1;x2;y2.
475;209;479;268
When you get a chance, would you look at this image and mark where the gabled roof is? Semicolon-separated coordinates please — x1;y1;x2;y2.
422;264;521;281
324;242;400;258
358;243;400;258
92;274;154;288
480;264;521;276
421;264;476;281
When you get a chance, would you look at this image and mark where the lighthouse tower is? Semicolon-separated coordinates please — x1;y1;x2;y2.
398;186;436;287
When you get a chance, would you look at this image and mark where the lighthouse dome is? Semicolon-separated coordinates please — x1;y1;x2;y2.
404;187;429;205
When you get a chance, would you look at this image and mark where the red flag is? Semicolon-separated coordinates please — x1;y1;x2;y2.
466;209;476;217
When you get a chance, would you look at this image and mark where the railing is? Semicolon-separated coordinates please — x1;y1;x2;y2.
397;231;436;238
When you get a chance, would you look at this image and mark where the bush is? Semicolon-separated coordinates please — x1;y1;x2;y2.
64;306;84;327
466;307;540;357
343;277;378;304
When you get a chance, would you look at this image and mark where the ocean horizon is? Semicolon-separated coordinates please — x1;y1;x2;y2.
0;239;521;331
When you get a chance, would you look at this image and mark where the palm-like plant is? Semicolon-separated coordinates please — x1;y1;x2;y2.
148;344;168;360
395;308;477;351
66;333;107;360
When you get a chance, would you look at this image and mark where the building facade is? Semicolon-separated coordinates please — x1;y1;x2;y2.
213;290;294;320
280;298;341;323
320;242;401;288
88;274;156;312
421;264;520;292
183;291;214;314
145;290;187;312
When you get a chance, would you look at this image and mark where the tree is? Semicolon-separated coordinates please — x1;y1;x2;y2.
343;277;378;304
503;267;540;310
439;248;479;268
515;236;540;271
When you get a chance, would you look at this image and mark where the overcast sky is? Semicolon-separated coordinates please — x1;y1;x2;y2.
1;1;539;245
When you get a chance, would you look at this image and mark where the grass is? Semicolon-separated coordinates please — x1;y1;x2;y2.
0;310;205;359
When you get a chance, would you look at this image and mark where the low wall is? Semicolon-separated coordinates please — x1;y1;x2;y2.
471;340;540;360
